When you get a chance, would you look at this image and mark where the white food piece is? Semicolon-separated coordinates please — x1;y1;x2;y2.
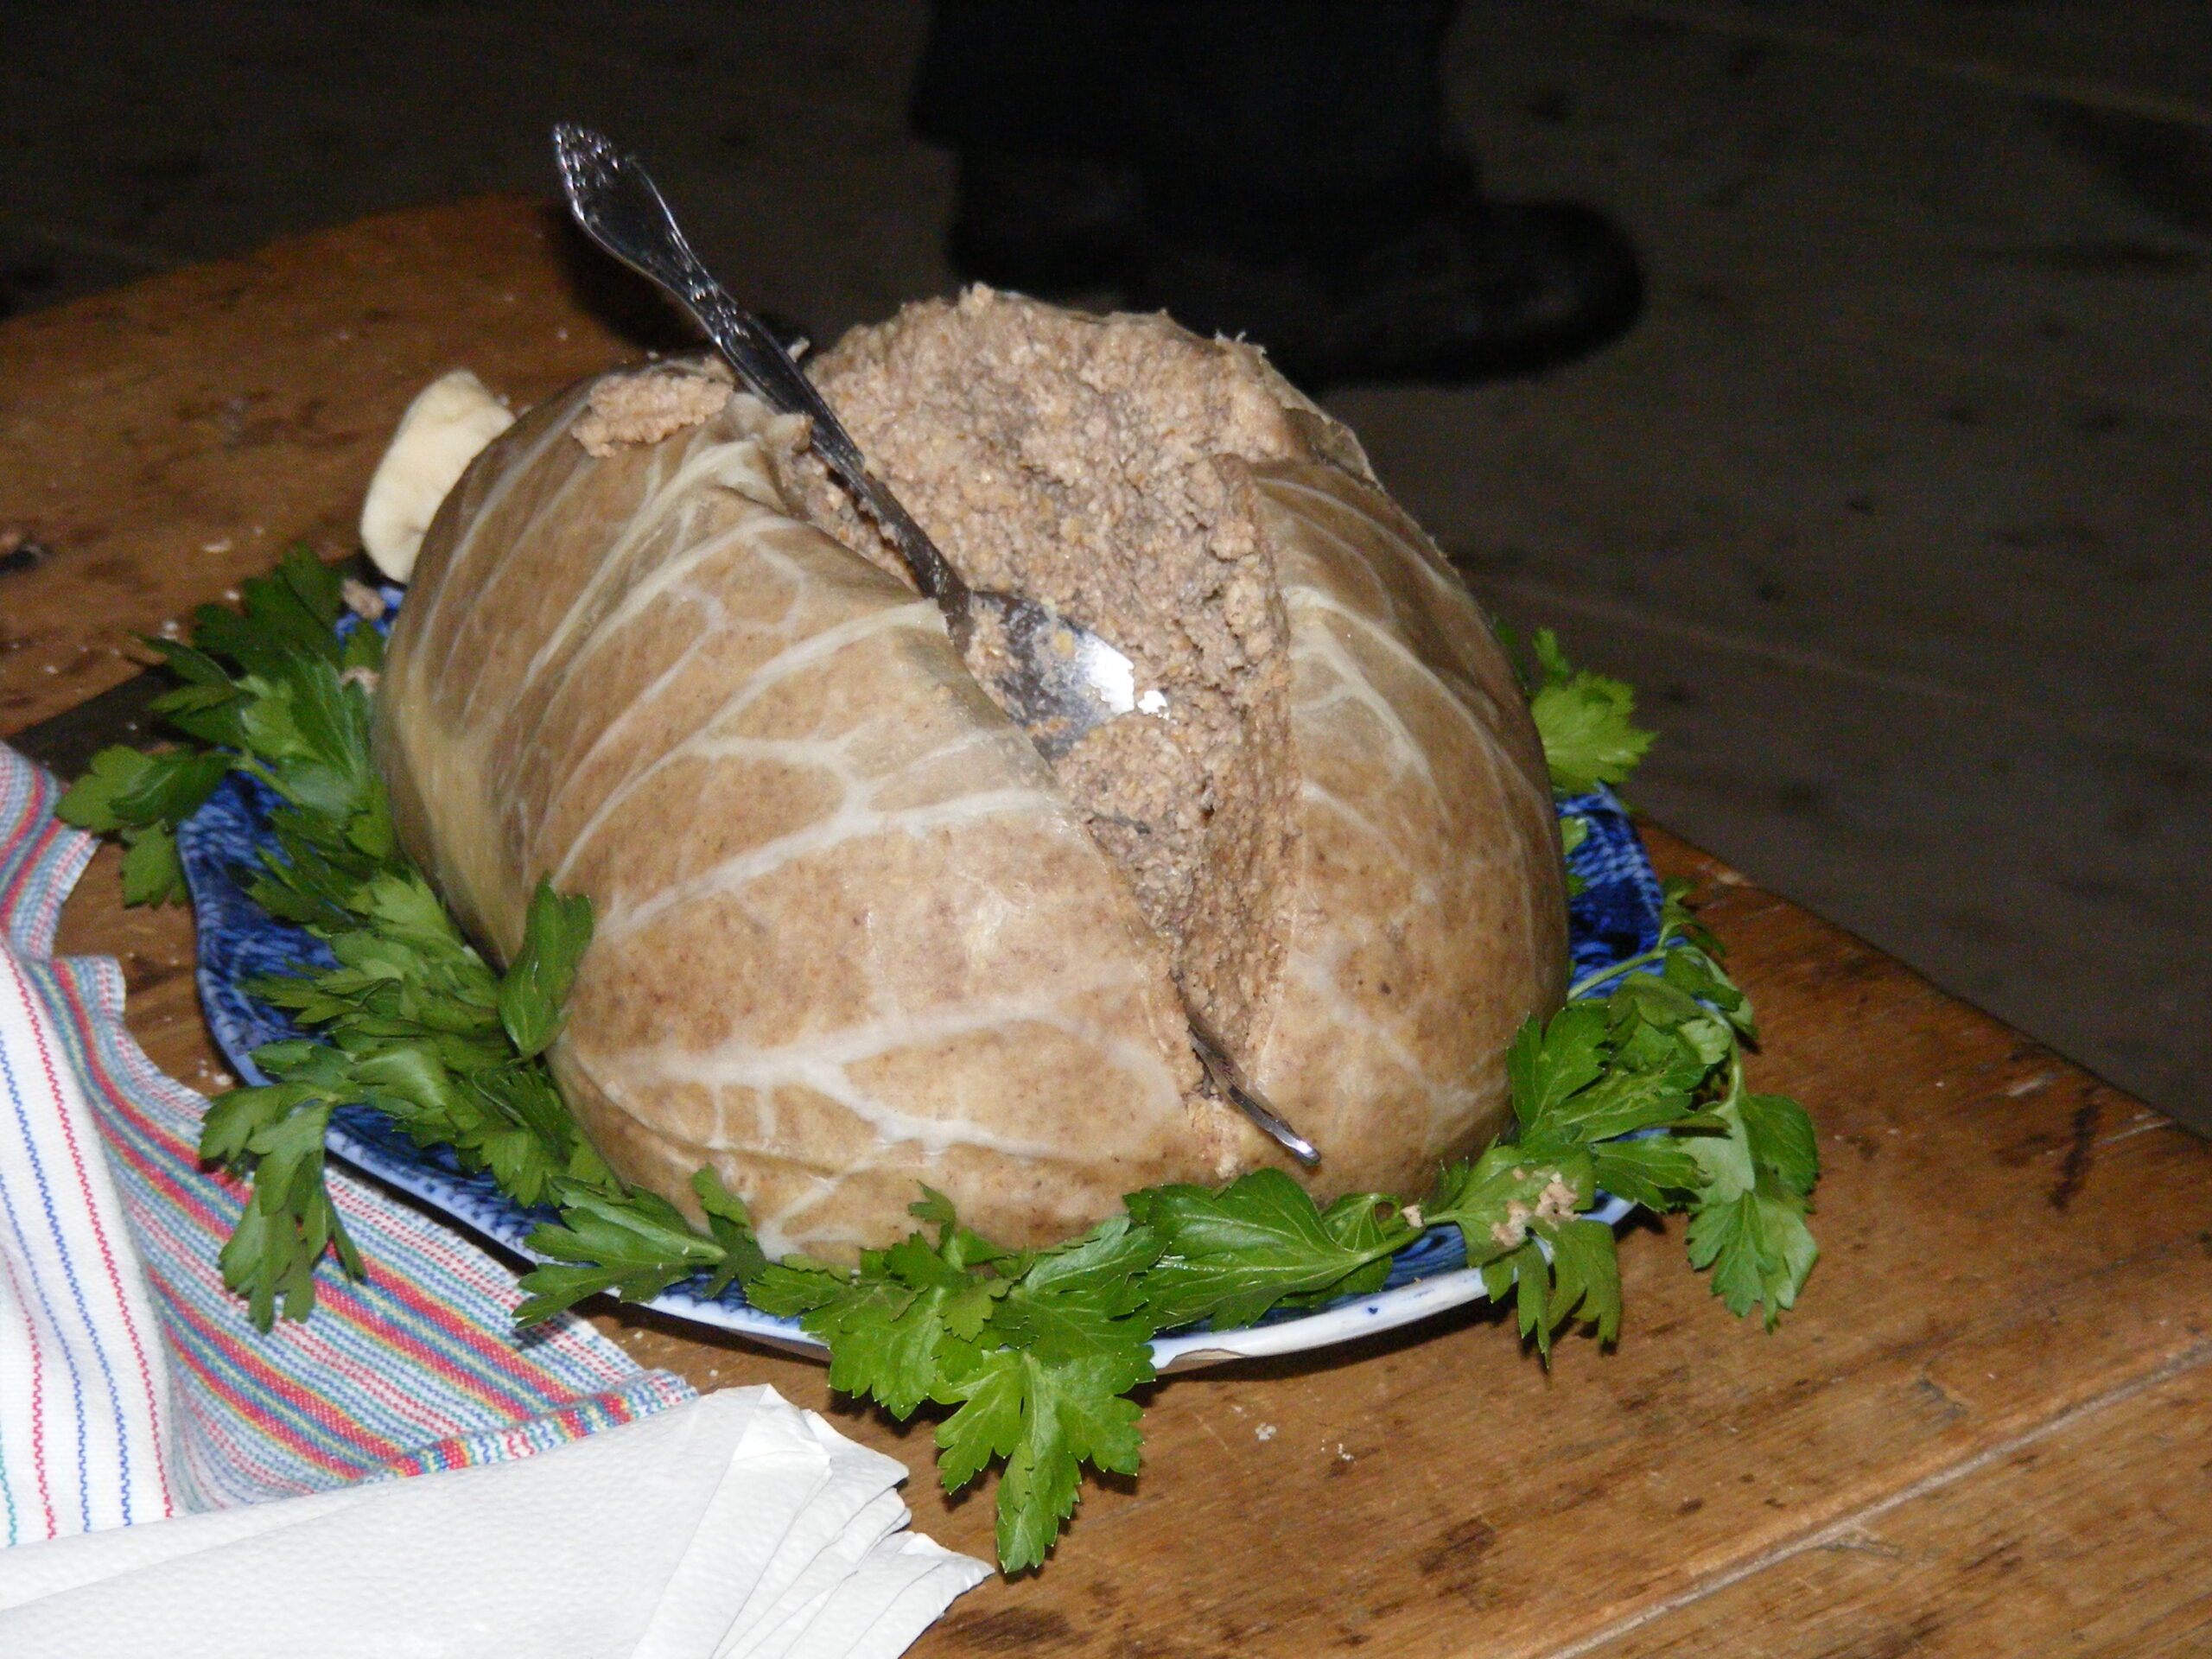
359;370;516;581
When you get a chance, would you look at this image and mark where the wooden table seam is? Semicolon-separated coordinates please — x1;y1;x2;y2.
1533;1334;2212;1658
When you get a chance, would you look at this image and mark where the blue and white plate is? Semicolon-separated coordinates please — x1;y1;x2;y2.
180;753;1662;1372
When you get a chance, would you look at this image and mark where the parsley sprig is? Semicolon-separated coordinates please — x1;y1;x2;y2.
60;556;1819;1573
1519;626;1654;797
1506;624;1656;881
56;553;621;1323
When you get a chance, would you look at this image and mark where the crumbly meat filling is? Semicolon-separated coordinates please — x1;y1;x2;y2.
571;361;734;457
774;288;1306;1055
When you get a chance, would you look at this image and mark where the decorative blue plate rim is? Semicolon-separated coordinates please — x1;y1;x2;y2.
179;753;1662;1372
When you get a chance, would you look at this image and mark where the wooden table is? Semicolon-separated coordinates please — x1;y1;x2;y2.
5;199;2209;1658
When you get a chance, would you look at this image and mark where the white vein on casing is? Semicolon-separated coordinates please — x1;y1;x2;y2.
561;512;769;671
1274;480;1548;823
594;785;1063;943
512;579;734;850
1296;779;1428;885
435;405;609;697
1282;934;1475;1140
593;972;1181;1160
683;722;1000;773
505;433;779;711
510;514;795;844
548;597;946;886
1290;580;1497;737
417;384;594;662
1285;594;1449;797
1263;472;1474;613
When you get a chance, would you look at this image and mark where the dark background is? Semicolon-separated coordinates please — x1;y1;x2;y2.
3;1;2208;1131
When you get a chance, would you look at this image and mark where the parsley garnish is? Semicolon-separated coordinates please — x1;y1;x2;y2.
1520;626;1655;796
56;552;624;1324
61;563;1819;1573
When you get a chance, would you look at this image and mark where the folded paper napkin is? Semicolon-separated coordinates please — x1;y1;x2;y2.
0;1385;988;1658
0;744;986;1654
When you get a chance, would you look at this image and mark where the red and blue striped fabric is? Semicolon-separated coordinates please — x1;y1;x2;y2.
0;746;693;1541
0;812;176;1546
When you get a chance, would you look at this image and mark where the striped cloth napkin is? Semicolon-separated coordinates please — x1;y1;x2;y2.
0;744;693;1536
0;743;987;1654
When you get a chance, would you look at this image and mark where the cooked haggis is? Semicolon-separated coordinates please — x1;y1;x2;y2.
374;289;1567;1258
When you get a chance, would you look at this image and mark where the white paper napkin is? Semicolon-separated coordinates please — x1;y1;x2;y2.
0;1385;988;1658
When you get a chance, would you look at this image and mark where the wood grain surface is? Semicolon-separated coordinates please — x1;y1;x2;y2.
0;198;649;732
11;200;2211;1657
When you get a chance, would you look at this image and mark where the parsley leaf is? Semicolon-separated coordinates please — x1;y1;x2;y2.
934;1224;1161;1572
1541;1218;1624;1346
1423;1145;1624;1355
1683;1071;1821;1329
1506;1002;1610;1126
1741;1092;1821;1195
58;746;233;907
936;1343;1150;1574
62;745;232;830
118;827;188;906
745;1192;1022;1417
1686;1185;1817;1328
1523;629;1655;794
1125;1170;1416;1331
499;878;594;1059
200;1065;363;1328
516;1190;724;1325
694;1169;770;1297
1587;1134;1707;1211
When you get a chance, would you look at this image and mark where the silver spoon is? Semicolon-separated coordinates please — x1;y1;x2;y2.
552;124;1319;1167
552;124;1137;760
